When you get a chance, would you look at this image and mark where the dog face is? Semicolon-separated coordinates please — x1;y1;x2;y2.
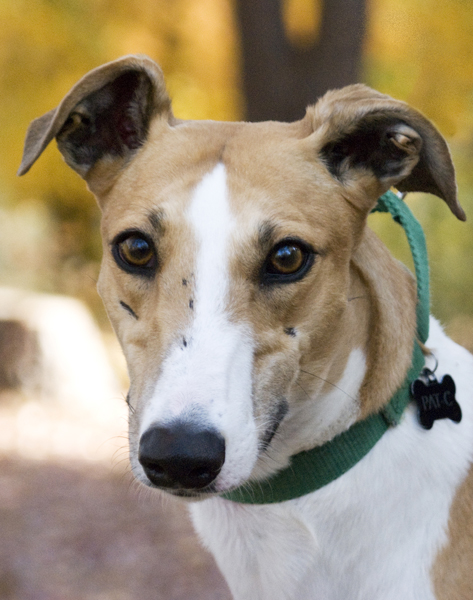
97;121;365;495
19;56;464;498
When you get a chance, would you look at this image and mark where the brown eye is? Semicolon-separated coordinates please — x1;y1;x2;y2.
269;244;304;274
119;236;153;266
262;238;315;284
112;231;156;276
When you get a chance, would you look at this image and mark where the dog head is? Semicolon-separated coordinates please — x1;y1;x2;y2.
20;55;465;498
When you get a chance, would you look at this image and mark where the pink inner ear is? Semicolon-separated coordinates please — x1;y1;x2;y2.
119;119;143;150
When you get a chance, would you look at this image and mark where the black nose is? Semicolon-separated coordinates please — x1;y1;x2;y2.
138;423;226;490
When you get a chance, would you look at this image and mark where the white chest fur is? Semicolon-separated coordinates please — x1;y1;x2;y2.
190;320;473;600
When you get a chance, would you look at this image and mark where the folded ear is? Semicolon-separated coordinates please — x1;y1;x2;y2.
18;55;171;193
311;84;465;221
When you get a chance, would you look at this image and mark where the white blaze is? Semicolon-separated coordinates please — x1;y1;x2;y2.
140;163;258;490
189;162;234;329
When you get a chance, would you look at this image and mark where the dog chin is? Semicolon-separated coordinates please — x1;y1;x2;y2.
140;478;221;502
167;489;215;502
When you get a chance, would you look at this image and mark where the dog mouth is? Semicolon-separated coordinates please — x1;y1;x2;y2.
169;488;215;499
140;476;219;500
258;399;289;452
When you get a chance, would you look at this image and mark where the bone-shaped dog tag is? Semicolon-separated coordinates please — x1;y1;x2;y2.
411;369;462;430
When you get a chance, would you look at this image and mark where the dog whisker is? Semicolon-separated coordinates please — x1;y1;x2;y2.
295;380;311;401
111;448;131;465
86;274;98;285
299;368;356;402
123;392;136;414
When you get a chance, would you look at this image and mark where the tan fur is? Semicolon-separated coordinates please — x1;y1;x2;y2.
433;465;473;599
18;56;470;597
352;229;418;417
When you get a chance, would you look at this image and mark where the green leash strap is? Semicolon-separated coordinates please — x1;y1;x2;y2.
373;191;430;345
221;191;428;505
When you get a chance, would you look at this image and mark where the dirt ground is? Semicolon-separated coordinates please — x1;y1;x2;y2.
0;397;232;600
0;457;232;600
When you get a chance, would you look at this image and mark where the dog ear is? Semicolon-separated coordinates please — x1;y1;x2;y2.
18;55;171;193
312;84;465;221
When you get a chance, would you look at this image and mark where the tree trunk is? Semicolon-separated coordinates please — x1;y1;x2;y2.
235;0;366;122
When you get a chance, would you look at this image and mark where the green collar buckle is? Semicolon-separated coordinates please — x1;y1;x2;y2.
221;191;427;504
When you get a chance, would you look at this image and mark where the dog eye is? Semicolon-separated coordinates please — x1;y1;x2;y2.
119;236;153;266
269;244;304;274
262;239;314;283
112;232;156;275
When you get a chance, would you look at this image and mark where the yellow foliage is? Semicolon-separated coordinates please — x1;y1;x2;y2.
282;0;322;48
365;0;473;324
0;0;472;324
0;0;242;206
366;0;473;138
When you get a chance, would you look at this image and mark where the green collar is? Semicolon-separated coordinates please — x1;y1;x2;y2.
220;191;428;504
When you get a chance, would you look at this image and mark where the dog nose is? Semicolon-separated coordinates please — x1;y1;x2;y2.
138;423;226;490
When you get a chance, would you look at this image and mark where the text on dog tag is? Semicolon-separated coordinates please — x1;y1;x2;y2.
411;370;462;430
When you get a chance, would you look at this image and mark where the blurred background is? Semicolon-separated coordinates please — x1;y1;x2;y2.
0;0;472;598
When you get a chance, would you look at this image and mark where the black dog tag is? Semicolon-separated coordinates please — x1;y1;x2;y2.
411;368;462;430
